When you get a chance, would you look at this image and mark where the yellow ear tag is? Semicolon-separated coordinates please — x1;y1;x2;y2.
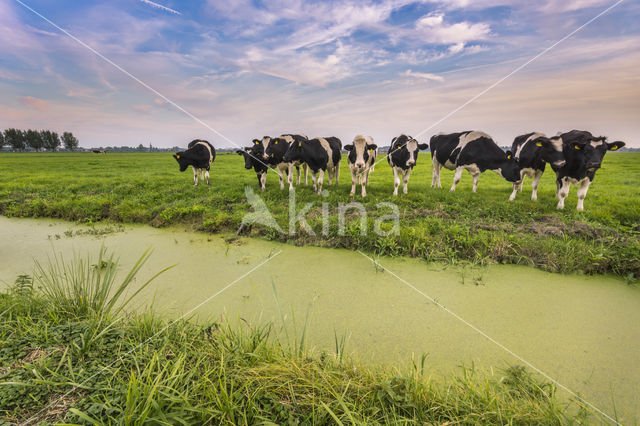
298;142;302;147
574;145;580;150
507;154;511;159
536;142;542;147
611;145;618;150
275;141;278;144
176;154;180;159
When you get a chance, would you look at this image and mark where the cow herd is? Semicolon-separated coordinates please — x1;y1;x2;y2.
172;129;625;211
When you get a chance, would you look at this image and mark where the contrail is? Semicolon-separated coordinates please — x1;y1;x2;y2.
138;0;180;15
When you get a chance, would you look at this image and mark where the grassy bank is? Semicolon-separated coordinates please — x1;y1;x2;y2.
0;251;589;424
0;152;638;277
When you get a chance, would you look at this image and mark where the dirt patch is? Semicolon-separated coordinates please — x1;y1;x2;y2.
527;223;564;237
0;348;49;376
566;221;601;238
21;392;85;426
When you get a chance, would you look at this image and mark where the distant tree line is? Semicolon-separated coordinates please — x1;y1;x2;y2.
1;129;79;152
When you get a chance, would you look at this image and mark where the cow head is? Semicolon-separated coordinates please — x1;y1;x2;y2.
500;150;522;182
236;147;257;169
392;135;428;167
531;135;566;168
345;135;377;171
253;136;270;161
283;138;304;163
566;137;625;173
264;137;287;163
173;152;190;172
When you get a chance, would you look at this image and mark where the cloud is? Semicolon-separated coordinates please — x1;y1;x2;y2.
132;104;152;114
20;96;49;111
401;70;445;82
415;12;491;44
138;0;180;15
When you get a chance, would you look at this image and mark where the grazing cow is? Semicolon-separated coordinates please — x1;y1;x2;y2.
236;138;269;191
509;132;566;201
264;134;309;190
553;130;625;211
386;134;428;196
344;135;377;197
173;139;216;186
430;131;521;193
283;137;342;194
92;150;106;154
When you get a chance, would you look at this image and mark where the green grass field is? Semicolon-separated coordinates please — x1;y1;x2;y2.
1;151;639;277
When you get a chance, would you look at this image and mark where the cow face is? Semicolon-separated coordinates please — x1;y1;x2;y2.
254;136;270;161
501;151;522;182
264;137;285;162
393;135;428;167
566;138;625;173
173;152;189;172
533;136;566;167
283;139;304;163
236;147;256;169
345;137;377;171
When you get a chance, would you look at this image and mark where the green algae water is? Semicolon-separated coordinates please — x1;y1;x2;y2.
1;216;638;422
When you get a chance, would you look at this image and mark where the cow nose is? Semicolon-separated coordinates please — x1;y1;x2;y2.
554;160;566;167
263;154;269;160
407;160;415;166
356;162;364;169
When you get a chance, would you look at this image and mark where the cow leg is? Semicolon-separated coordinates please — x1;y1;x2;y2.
362;169;369;197
576;179;591;211
403;168;412;194
327;167;333;185
295;165;301;185
556;179;570;209
276;167;285;190
317;169;325;194
304;164;309;186
260;172;267;192
531;170;543;201
350;168;357;196
205;170;210;186
193;168;198;186
472;173;480;193
450;166;463;192
431;156;441;188
311;171;317;192
509;182;519;201
288;164;295;191
392;167;400;196
335;162;340;186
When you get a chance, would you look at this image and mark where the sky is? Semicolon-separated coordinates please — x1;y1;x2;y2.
0;0;639;149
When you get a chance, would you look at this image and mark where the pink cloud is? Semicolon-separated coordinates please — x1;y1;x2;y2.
20;96;49;111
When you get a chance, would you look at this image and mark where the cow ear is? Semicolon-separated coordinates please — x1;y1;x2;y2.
418;143;428;150
607;141;625;151
173;153;177;159
367;144;377;150
344;144;353;151
236;150;244;155
505;150;513;159
391;137;397;145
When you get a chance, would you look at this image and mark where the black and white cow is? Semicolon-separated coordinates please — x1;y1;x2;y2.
509;132;566;201
430;131;520;192
236;138;269;191
386;134;428;196
283;137;341;194
173;139;216;185
553;130;625;211
344;134;377;197
264;134;309;190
